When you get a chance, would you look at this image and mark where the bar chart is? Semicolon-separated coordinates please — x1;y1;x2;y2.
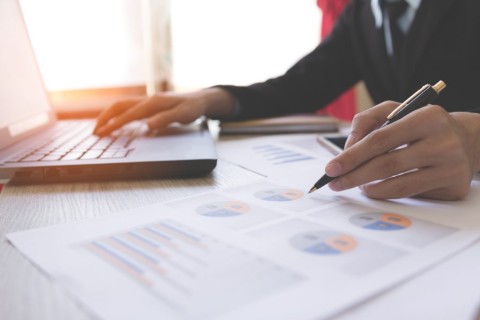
81;219;301;319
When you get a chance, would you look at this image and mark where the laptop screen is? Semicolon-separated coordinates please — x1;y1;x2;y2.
0;0;54;149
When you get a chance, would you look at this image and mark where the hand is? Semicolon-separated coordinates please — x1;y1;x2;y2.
324;101;480;200
93;88;236;136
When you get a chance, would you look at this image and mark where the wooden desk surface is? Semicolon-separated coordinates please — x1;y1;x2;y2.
0;159;260;320
2;140;480;320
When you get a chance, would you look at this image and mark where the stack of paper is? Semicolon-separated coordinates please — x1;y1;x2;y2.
7;176;480;320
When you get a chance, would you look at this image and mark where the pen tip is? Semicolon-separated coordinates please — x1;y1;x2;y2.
308;187;317;194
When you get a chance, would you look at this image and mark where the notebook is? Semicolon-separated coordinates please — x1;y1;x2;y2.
0;0;217;184
220;114;339;134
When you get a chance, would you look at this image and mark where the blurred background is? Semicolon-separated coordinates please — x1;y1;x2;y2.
19;0;321;118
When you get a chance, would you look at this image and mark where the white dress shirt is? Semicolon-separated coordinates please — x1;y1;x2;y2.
371;0;422;56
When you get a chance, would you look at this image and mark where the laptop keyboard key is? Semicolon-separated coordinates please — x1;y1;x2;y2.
61;152;85;161
21;154;45;162
81;150;103;160
5;121;139;164
41;154;63;161
113;149;130;158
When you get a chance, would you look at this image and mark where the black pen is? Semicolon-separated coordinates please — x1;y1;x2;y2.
308;80;446;194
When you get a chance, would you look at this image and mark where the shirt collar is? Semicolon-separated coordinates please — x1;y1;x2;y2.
371;0;422;28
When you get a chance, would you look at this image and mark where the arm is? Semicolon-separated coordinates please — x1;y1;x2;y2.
94;87;236;136
325;102;480;200
220;1;362;119
94;1;364;135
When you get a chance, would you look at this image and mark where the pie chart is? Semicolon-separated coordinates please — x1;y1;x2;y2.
290;230;357;255
254;188;304;202
196;201;250;217
350;212;412;231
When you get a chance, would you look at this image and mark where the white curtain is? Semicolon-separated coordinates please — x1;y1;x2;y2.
19;0;173;93
142;0;173;95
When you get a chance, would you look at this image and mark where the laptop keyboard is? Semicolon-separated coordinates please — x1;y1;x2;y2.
7;121;140;163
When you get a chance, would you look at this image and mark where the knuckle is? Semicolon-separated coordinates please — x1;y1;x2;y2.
146;117;158;129
366;130;390;153
351;112;365;125
423;105;449;123
439;136;465;160
351;111;373;127
450;163;471;182
438;185;470;201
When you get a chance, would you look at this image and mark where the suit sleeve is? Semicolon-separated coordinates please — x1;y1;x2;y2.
216;2;362;120
466;108;480;113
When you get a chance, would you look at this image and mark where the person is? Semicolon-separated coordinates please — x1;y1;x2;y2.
94;0;480;200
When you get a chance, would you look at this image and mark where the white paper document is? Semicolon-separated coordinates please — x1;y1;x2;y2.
217;134;333;176
7;178;480;320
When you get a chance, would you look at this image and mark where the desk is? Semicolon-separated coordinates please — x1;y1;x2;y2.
1;136;480;320
0;158;260;320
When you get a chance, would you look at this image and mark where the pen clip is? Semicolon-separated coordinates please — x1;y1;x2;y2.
386;84;430;120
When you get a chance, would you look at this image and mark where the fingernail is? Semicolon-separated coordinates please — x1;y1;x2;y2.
325;162;342;177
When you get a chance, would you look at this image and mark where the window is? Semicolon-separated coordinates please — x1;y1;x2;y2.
19;0;150;117
171;0;320;90
19;0;320;117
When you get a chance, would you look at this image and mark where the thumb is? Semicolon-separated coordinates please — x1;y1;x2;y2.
345;100;400;149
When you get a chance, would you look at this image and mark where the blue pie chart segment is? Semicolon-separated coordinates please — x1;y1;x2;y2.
196;201;250;217
254;189;304;202
290;231;357;255
350;212;412;231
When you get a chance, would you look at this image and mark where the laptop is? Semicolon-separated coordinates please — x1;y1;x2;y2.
0;0;217;184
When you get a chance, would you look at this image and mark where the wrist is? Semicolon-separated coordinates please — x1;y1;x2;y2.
199;87;237;119
467;114;480;173
453;112;480;173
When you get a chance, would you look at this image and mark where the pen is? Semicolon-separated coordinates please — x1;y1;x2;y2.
308;80;447;194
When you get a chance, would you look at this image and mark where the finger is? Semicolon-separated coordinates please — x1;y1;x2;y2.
357;166;449;199
94;99;143;132
95;97;169;136
325;106;441;178
359;156;472;200
416;184;471;201
345;101;399;149
329;138;434;191
146;104;197;129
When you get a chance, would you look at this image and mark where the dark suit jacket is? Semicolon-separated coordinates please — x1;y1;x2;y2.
219;0;480;119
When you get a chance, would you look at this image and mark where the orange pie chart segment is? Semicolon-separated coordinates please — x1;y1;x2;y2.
196;201;250;217
254;188;304;202
350;212;412;231
290;231;357;255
